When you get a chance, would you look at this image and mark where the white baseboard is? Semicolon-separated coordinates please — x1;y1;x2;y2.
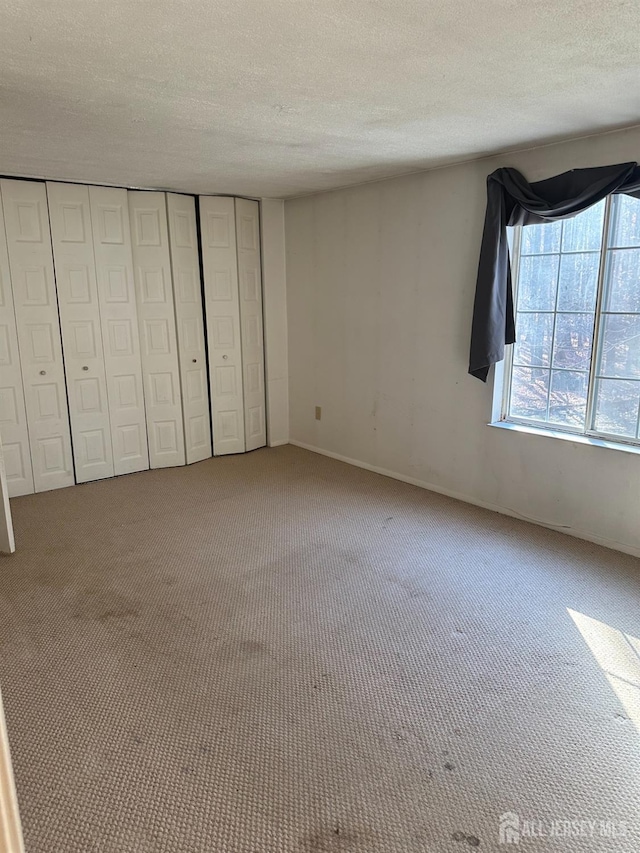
268;439;289;448
289;439;640;560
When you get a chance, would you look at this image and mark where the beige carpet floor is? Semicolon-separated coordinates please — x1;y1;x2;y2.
0;445;639;852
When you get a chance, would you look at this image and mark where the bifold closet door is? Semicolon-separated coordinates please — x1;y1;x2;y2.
47;182;115;483
1;179;74;492
199;196;245;455
89;186;149;476
129;191;185;468
166;193;211;464
235;198;267;451
0;192;34;496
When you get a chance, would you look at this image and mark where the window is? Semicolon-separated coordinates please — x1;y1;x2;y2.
502;193;640;446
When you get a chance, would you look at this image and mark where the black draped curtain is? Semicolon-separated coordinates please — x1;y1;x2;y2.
469;162;640;382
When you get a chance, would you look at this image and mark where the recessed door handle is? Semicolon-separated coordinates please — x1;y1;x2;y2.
82;366;89;371
222;355;228;360
39;370;46;376
192;358;197;363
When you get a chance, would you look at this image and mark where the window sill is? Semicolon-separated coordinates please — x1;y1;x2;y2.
488;420;640;457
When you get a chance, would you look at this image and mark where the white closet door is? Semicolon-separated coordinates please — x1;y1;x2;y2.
47;182;115;483
0;190;34;496
199;196;245;455
89;186;149;476
1;179;74;493
166;193;211;464
129;191;185;468
235;198;267;451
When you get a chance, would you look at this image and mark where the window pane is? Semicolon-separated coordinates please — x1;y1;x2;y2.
610;194;640;248
556;252;599;312
548;370;588;428
507;202;640;443
551;313;594;370
604;249;640;313
593;378;640;438
513;312;553;367
510;367;550;420
598;314;640;379
518;255;559;311
562;200;605;252
521;220;562;255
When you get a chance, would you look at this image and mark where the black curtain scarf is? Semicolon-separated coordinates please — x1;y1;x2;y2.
468;162;640;382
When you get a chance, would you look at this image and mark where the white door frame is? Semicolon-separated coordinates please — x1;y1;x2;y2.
0;688;24;852
0;443;22;843
0;436;15;555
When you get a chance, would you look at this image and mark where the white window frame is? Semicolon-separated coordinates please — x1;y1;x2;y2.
494;194;640;450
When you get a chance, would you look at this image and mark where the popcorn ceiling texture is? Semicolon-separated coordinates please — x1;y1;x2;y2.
1;0;640;197
0;445;639;851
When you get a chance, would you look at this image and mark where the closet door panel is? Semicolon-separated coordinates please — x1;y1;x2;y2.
47;182;115;483
166;193;211;464
89;186;149;476
0;191;34;496
129;192;185;469
1;179;74;492
235;198;267;451
199;196;245;455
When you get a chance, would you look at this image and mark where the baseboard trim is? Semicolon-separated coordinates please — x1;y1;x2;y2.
268;439;289;448
289;440;640;560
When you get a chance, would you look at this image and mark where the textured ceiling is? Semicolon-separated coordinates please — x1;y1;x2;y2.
1;0;639;198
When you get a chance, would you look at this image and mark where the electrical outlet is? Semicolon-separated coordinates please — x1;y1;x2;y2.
315;406;322;421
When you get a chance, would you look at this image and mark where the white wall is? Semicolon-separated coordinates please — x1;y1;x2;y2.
261;199;289;446
285;125;640;557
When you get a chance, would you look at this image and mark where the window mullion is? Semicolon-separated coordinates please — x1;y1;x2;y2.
545;222;564;422
584;195;613;433
501;226;521;419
